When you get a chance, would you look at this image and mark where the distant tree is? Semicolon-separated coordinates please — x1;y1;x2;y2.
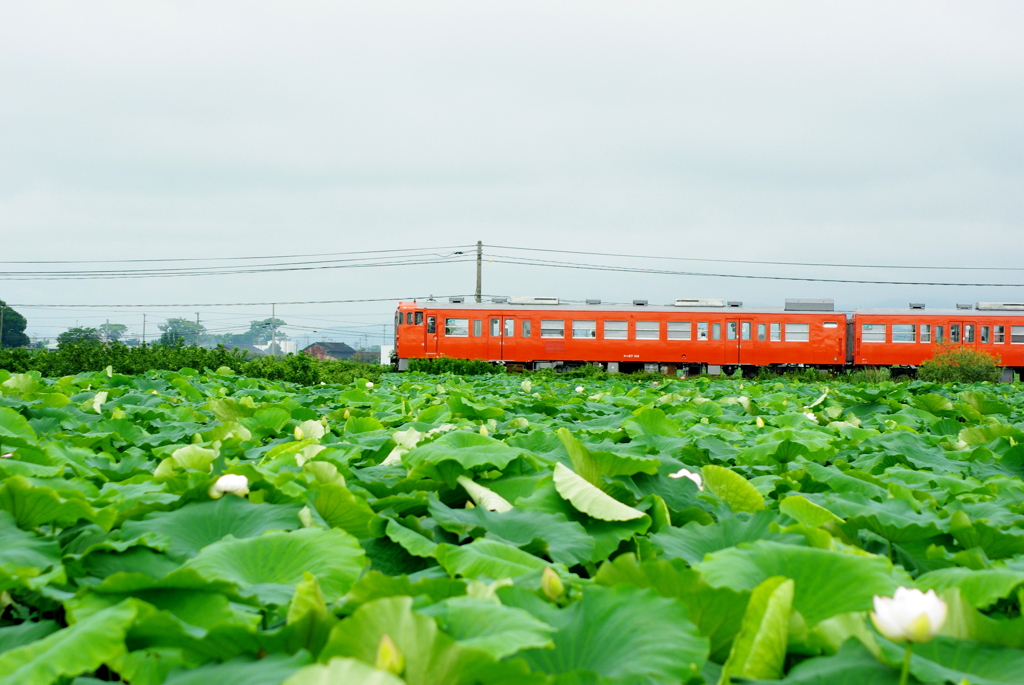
248;318;289;345
0;300;30;348
57;326;102;348
99;322;129;342
159;318;206;346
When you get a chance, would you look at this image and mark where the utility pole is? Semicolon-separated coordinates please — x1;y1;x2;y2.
142;314;146;346
271;303;276;356
196;312;200;346
0;303;5;350
475;240;482;303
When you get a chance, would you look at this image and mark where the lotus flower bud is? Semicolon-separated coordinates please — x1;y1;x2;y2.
756;416;765;428
870;587;947;643
668;467;704;491
376;634;404;675
365;381;374;389
479;424;489;436
209;474;249;499
575;386;584;393
520;380;532;393
541;566;565;602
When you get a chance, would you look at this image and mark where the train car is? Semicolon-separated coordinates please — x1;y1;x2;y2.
394;297;847;374
853;303;1024;373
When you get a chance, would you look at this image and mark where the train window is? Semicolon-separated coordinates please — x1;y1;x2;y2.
522;320;532;337
667;322;691;340
861;323;885;343
427;316;436;334
605;320;628;339
965;325;975;343
981;326;990;344
727;322;737;340
823;322;839;328
757;323;767;341
505;319;514;337
396;312;402;327
892;324;915;343
491;318;500;336
712;323;721;340
1012;326;1024;344
697;322;709;340
786;323;810;342
920;325;931;343
445;318;469;337
950;324;961;343
741;322;751;340
541;320;565;338
406;312;413;325
770;323;781;341
994;325;1004;343
415;312;424;325
935;325;944;342
573;320;597;338
636;321;660;340
473;320;482;337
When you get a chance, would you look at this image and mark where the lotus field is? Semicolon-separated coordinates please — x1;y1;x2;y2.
5;367;1024;685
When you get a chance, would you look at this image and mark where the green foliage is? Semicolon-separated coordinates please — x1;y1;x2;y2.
0;300;30;348
0;343;385;386
0;371;1023;682
845;367;892;383
98;322;128;342
159;317;206;346
408;357;505;375
56;326;102;348
919;344;1002;383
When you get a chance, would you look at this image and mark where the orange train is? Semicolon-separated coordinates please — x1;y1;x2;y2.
393;297;1024;377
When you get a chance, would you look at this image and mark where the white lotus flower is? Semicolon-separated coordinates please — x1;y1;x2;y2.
652;381;659;386
365;381;374;388
209;474;249;499
575;386;584;393
803;411;818;424
668;467;704;490
0;453;12;459
755;416;765;428
870;587;947;643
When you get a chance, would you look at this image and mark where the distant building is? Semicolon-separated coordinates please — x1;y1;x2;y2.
302;342;357;361
253;340;297;355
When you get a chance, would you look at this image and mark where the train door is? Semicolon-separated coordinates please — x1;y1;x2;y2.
949;321;977;348
725;319;753;364
487;316;502;359
502;317;517;360
425;315;438;356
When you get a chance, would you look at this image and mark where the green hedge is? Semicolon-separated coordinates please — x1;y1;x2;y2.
919;344;1001;383
0;344;386;386
407;357;505;375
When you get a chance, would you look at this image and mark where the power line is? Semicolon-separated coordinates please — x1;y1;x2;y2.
0;254;473;280
487;244;1024;272
486;256;1024;287
8;295;468;309
0;244;476;265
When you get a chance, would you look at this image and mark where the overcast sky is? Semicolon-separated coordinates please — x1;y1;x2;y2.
1;1;1021;344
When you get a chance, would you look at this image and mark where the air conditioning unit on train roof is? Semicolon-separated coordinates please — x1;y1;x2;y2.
785;298;834;312
977;302;1024;311
674;299;725;307
509;296;560;305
